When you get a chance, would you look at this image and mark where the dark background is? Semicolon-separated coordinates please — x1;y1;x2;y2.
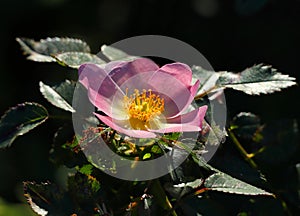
0;0;299;209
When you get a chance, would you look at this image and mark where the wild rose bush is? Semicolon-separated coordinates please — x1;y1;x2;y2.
0;37;298;216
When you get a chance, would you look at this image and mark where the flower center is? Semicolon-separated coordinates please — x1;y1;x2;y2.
124;89;164;130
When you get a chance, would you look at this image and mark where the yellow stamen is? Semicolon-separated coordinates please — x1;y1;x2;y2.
124;89;164;130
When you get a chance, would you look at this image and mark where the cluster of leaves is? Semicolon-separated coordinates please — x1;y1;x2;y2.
0;37;298;215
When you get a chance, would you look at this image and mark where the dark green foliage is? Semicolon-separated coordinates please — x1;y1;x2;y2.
0;102;48;148
24;172;106;216
231;112;262;141
24;181;66;216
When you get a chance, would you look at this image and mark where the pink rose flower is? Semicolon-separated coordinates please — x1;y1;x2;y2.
78;58;207;138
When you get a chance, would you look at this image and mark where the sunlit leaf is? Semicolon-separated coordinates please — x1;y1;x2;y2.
216;64;296;95
101;45;136;61
78;164;94;175
25;197;48;216
39;81;75;112
54;52;106;69
165;179;204;199
175;178;203;189
204;172;272;195
151;145;162;154
201;119;227;147
142;153;152;160
0;102;48;148
16;37;90;62
163;132;182;141
192;65;220;95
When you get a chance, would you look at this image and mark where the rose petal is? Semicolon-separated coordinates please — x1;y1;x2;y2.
179;79;200;115
155;63;200;118
158;63;193;87
95;113;157;138
150;106;207;133
104;60;126;72
79;63;125;118
147;69;200;117
162;79;199;118
108;58;159;87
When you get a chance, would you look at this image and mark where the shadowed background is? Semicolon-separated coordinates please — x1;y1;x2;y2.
0;0;299;214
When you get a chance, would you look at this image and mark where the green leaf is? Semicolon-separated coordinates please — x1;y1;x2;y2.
78;164;94;175
53;80;76;105
148;179;175;215
192;65;219;95
216;64;296;95
24;181;67;216
142;153;152;160
179;178;203;189
16;37;90;62
24;173;105;216
67;172;101;202
201;119;227;147
49;125;86;168
151;145;162;154
210;140;266;185
190;147;271;196
230;112;262;140
101;44;136;61
54;52;106;69
166;179;204;199
204;172;272;196
163;132;182;141
39;81;75;112
0;102;48;148
255;119;299;165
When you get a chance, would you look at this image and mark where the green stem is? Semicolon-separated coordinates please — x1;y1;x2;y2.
228;129;258;169
150;179;177;216
194;86;218;100
228;129;293;215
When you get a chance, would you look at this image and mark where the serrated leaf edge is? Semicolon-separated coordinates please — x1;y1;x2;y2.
204;173;273;196
39;81;75;113
0;102;48;148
